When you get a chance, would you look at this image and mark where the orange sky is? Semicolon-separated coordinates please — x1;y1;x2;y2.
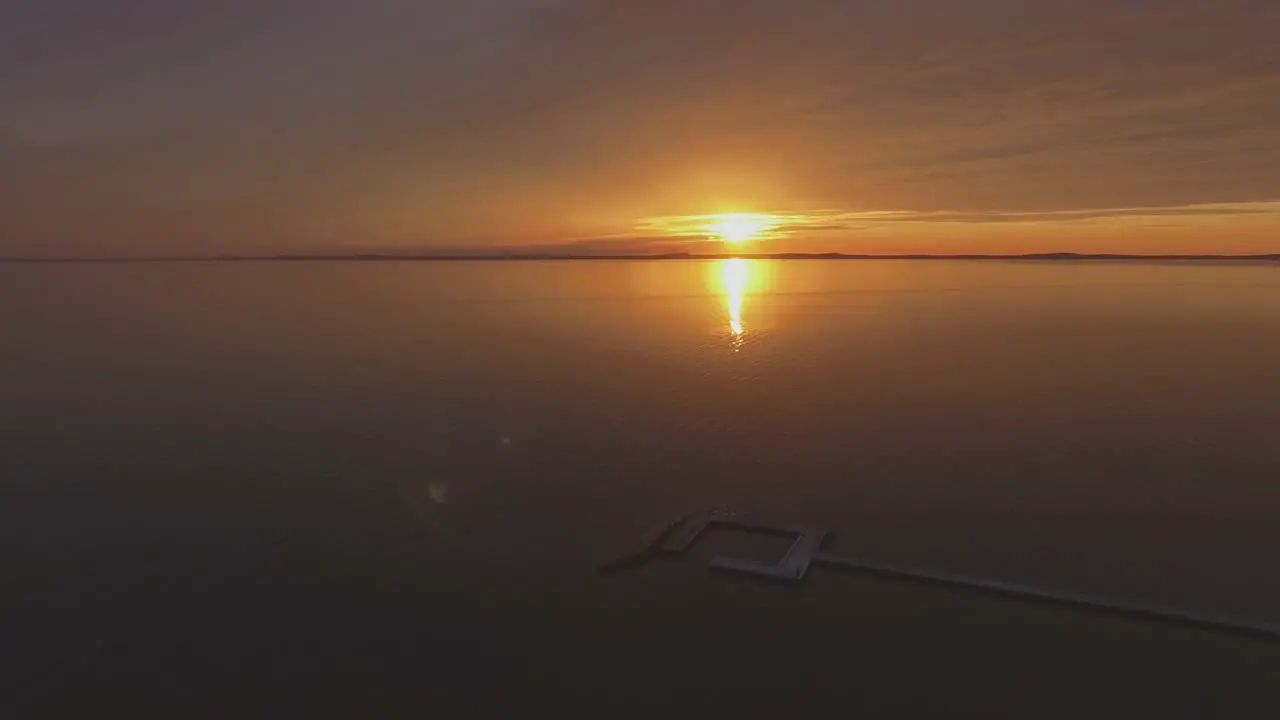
2;0;1279;257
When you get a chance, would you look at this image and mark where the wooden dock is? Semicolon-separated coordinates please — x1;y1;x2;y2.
620;509;1280;640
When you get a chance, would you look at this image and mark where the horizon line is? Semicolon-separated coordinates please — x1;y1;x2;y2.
3;252;1280;263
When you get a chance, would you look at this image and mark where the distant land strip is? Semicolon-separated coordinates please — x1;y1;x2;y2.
3;252;1280;263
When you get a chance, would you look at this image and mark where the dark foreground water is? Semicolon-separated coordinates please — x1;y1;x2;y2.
3;260;1280;716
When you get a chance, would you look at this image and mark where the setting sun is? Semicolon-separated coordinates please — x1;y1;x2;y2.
705;213;775;244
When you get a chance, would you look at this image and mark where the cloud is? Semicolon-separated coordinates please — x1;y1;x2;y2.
638;201;1280;235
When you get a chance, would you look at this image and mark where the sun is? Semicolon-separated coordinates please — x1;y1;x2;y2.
705;213;775;244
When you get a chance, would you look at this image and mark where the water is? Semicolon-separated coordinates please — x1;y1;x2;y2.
4;260;1280;715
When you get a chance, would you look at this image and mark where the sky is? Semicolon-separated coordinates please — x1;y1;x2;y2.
2;0;1279;257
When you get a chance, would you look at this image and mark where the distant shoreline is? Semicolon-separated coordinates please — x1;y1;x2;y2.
3;252;1279;263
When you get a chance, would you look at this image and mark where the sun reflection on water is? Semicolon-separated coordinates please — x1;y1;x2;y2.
720;258;749;348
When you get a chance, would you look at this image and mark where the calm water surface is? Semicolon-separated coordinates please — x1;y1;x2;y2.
4;260;1280;715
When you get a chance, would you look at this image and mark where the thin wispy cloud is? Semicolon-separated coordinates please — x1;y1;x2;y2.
639;201;1280;236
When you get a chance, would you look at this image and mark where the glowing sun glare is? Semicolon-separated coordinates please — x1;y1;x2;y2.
722;258;748;337
706;213;774;244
